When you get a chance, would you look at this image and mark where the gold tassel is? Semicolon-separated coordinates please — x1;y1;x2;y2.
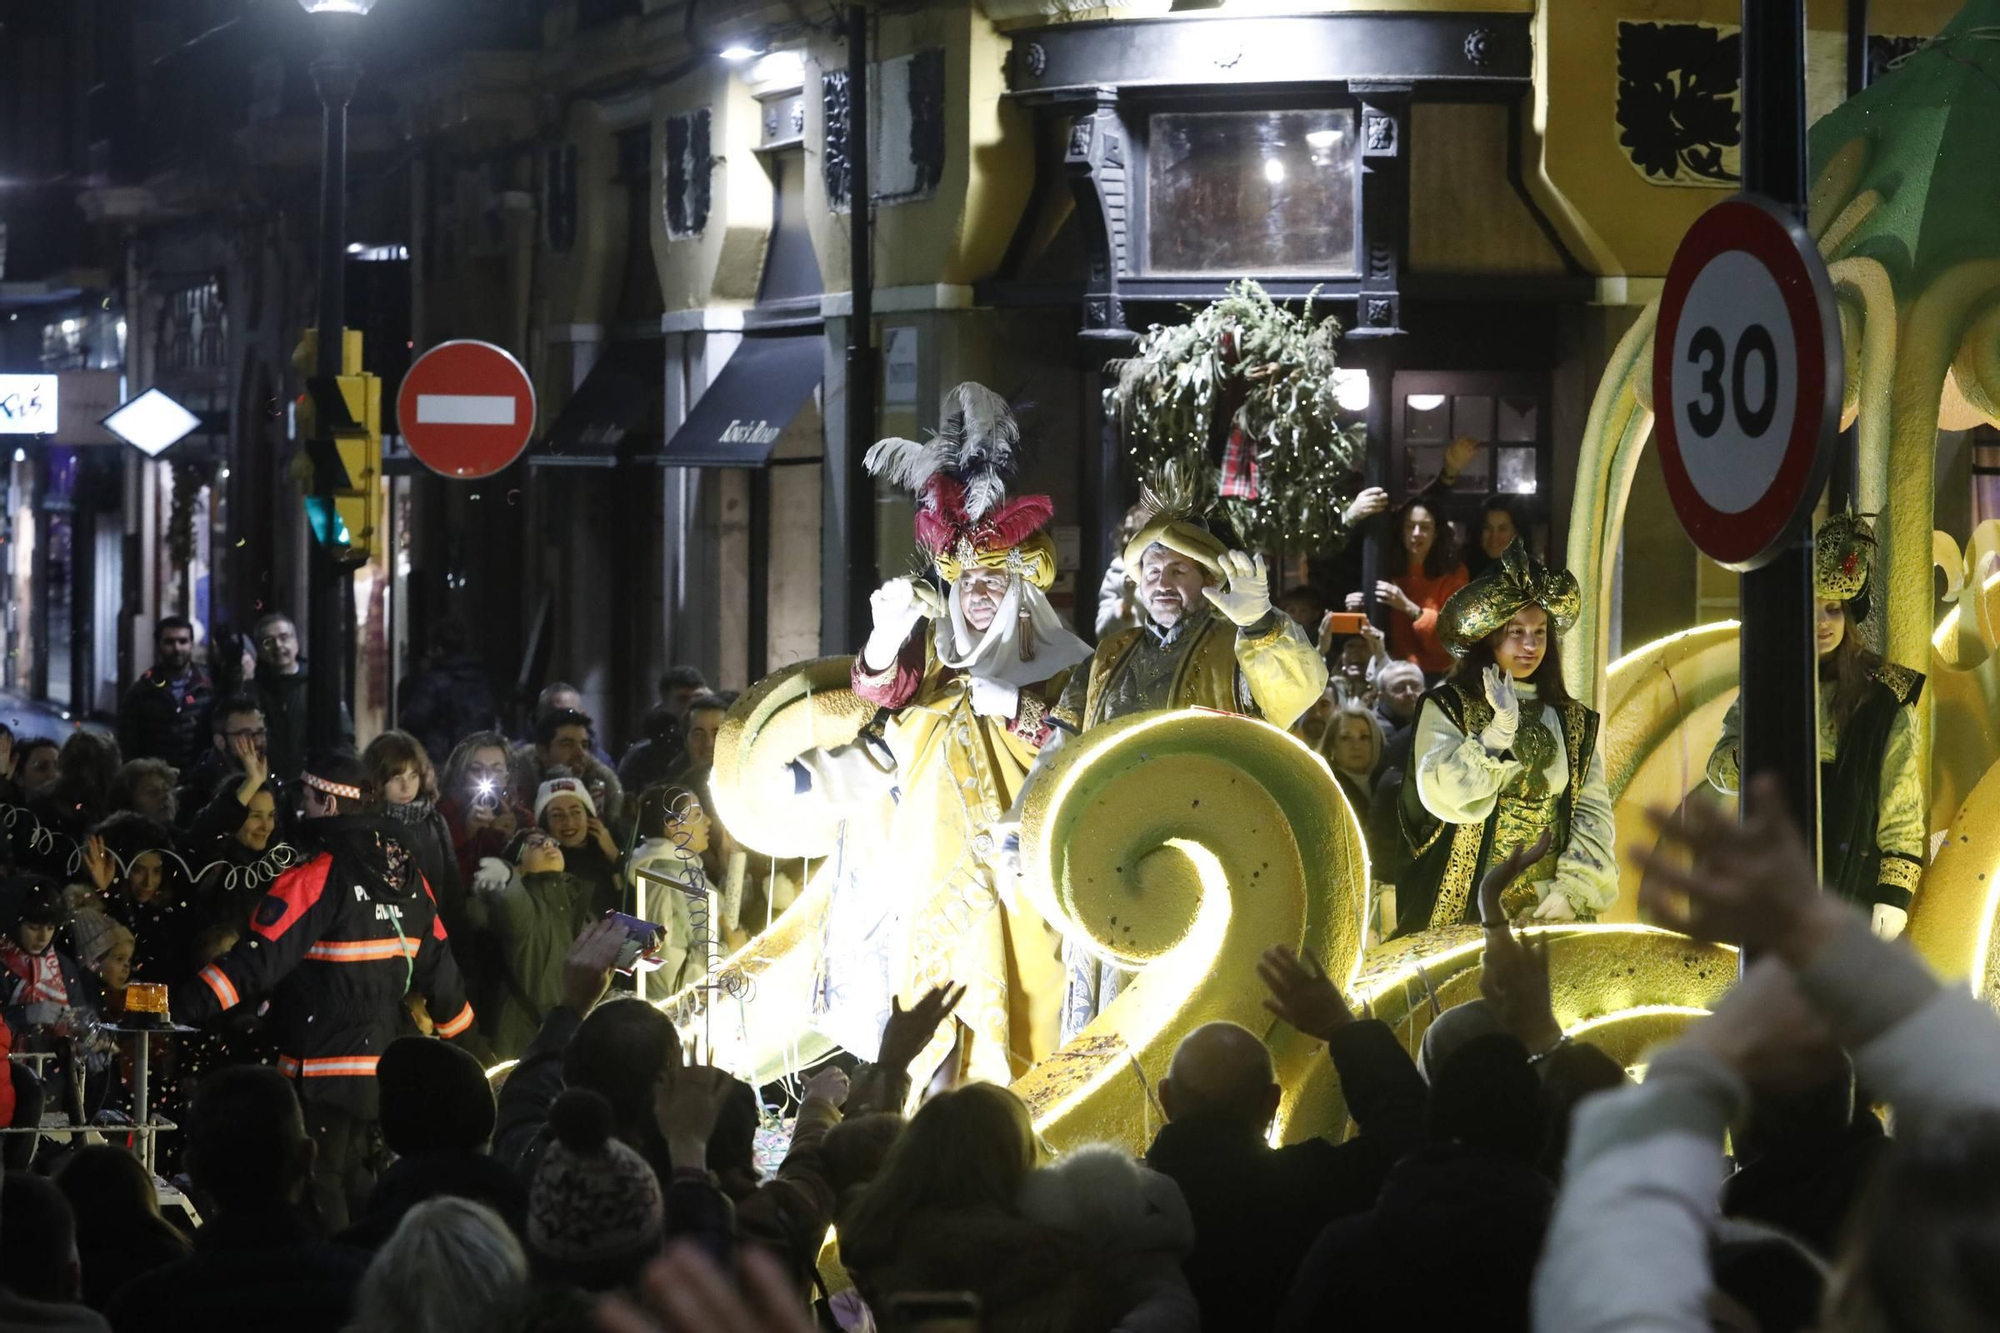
1018;582;1036;662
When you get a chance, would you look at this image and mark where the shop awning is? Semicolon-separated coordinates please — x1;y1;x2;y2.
531;339;663;467
658;333;822;467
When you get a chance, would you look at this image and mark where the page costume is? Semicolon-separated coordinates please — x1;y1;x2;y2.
1706;514;1925;913
1393;542;1616;937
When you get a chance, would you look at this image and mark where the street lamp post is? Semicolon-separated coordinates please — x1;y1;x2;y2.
300;0;376;753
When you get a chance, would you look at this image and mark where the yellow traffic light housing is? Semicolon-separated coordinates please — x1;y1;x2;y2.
295;329;382;564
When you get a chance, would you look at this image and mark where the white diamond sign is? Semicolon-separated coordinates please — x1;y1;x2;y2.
102;388;202;458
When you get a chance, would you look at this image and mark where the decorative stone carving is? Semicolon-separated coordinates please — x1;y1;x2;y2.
1464;27;1495;67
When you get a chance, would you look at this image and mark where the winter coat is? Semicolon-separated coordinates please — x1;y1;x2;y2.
1721;1111;1890;1257
616;736;684;797
551;835;622;917
844;1146;1199;1333
116;665;215;772
469;862;593;1060
1276;1145;1554;1333
1144;1018;1427;1333
190;830;303;935
104;1204;367;1333
250;665;351;784
0;936;91;1036
490;1002;736;1270
339;1147;528;1251
396;653;499;772
170;814;476;1116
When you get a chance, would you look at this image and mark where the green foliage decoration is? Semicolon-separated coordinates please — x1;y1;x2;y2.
1104;280;1363;552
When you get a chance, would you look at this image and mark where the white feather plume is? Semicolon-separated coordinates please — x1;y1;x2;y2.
863;381;1023;521
863;436;940;490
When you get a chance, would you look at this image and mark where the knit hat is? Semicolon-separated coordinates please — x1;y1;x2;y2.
527;1088;664;1289
377;1036;497;1157
302;749;370;805
69;911;134;970
534;773;597;823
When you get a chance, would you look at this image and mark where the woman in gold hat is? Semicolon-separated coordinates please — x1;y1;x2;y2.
1387;541;1616;937
1706;515;1923;939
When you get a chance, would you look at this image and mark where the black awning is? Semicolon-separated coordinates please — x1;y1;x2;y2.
531;338;664;468
658;333;822;468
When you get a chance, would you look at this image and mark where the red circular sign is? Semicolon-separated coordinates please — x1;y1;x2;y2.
397;340;536;479
1652;196;1840;570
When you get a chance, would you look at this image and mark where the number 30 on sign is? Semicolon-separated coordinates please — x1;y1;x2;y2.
1652;196;1842;570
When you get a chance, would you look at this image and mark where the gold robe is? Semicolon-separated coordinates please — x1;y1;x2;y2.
852;634;1073;1086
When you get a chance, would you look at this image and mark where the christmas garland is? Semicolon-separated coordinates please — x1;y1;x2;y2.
1105;280;1362;552
167;460;206;571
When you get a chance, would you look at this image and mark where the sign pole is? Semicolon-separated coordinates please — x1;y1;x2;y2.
1738;0;1822;866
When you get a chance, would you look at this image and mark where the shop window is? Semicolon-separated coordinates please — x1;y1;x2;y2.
664;110;711;239
1392;372;1552;542
1145;109;1357;275
158;277;227;374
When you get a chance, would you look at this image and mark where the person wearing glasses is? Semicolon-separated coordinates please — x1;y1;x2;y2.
177;698;275;833
250;611;352;783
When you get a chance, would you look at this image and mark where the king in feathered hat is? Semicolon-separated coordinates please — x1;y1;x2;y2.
786;383;1090;1089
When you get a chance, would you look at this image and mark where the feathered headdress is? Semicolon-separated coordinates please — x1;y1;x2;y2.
865;382;1057;586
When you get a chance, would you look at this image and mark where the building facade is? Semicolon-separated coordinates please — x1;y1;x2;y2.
0;0;1967;746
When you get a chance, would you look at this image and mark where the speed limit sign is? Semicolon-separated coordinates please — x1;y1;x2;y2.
1653;195;1841;569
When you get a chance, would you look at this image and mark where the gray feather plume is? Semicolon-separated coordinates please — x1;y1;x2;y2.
863;382;1024;523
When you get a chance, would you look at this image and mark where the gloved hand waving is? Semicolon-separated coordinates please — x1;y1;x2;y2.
863;577;942;669
1479;664;1520;753
1202;551;1275;628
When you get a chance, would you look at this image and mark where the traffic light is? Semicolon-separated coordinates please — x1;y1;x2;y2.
293;329;382;564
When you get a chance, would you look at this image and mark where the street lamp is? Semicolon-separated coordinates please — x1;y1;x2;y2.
300;0;377;753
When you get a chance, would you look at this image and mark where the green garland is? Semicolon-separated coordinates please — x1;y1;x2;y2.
167;460;205;571
1104;280;1363;553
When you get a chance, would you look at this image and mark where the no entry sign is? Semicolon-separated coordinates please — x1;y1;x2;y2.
397;340;537;479
1652;195;1841;569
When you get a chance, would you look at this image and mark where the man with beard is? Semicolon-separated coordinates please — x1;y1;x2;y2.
1037;493;1327;1036
117;616;215;771
172;750;478;1230
787;383;1093;1089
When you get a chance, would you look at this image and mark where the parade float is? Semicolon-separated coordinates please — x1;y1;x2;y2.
645;3;2000;1157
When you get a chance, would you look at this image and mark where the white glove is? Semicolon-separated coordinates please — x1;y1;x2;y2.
1202;550;1274;628
1531;892;1577;922
1872;903;1908;941
1478;665;1520;752
968;675;1020;720
472;856;512;895
863;577;939;669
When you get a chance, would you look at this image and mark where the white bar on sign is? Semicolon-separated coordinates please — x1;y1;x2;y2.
416;393;516;426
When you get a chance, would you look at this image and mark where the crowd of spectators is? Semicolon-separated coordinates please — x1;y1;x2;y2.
0;771;1988;1333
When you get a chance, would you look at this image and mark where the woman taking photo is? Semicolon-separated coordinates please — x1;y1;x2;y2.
1390;541;1615;938
1706;514;1922;938
1365;497;1469;677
